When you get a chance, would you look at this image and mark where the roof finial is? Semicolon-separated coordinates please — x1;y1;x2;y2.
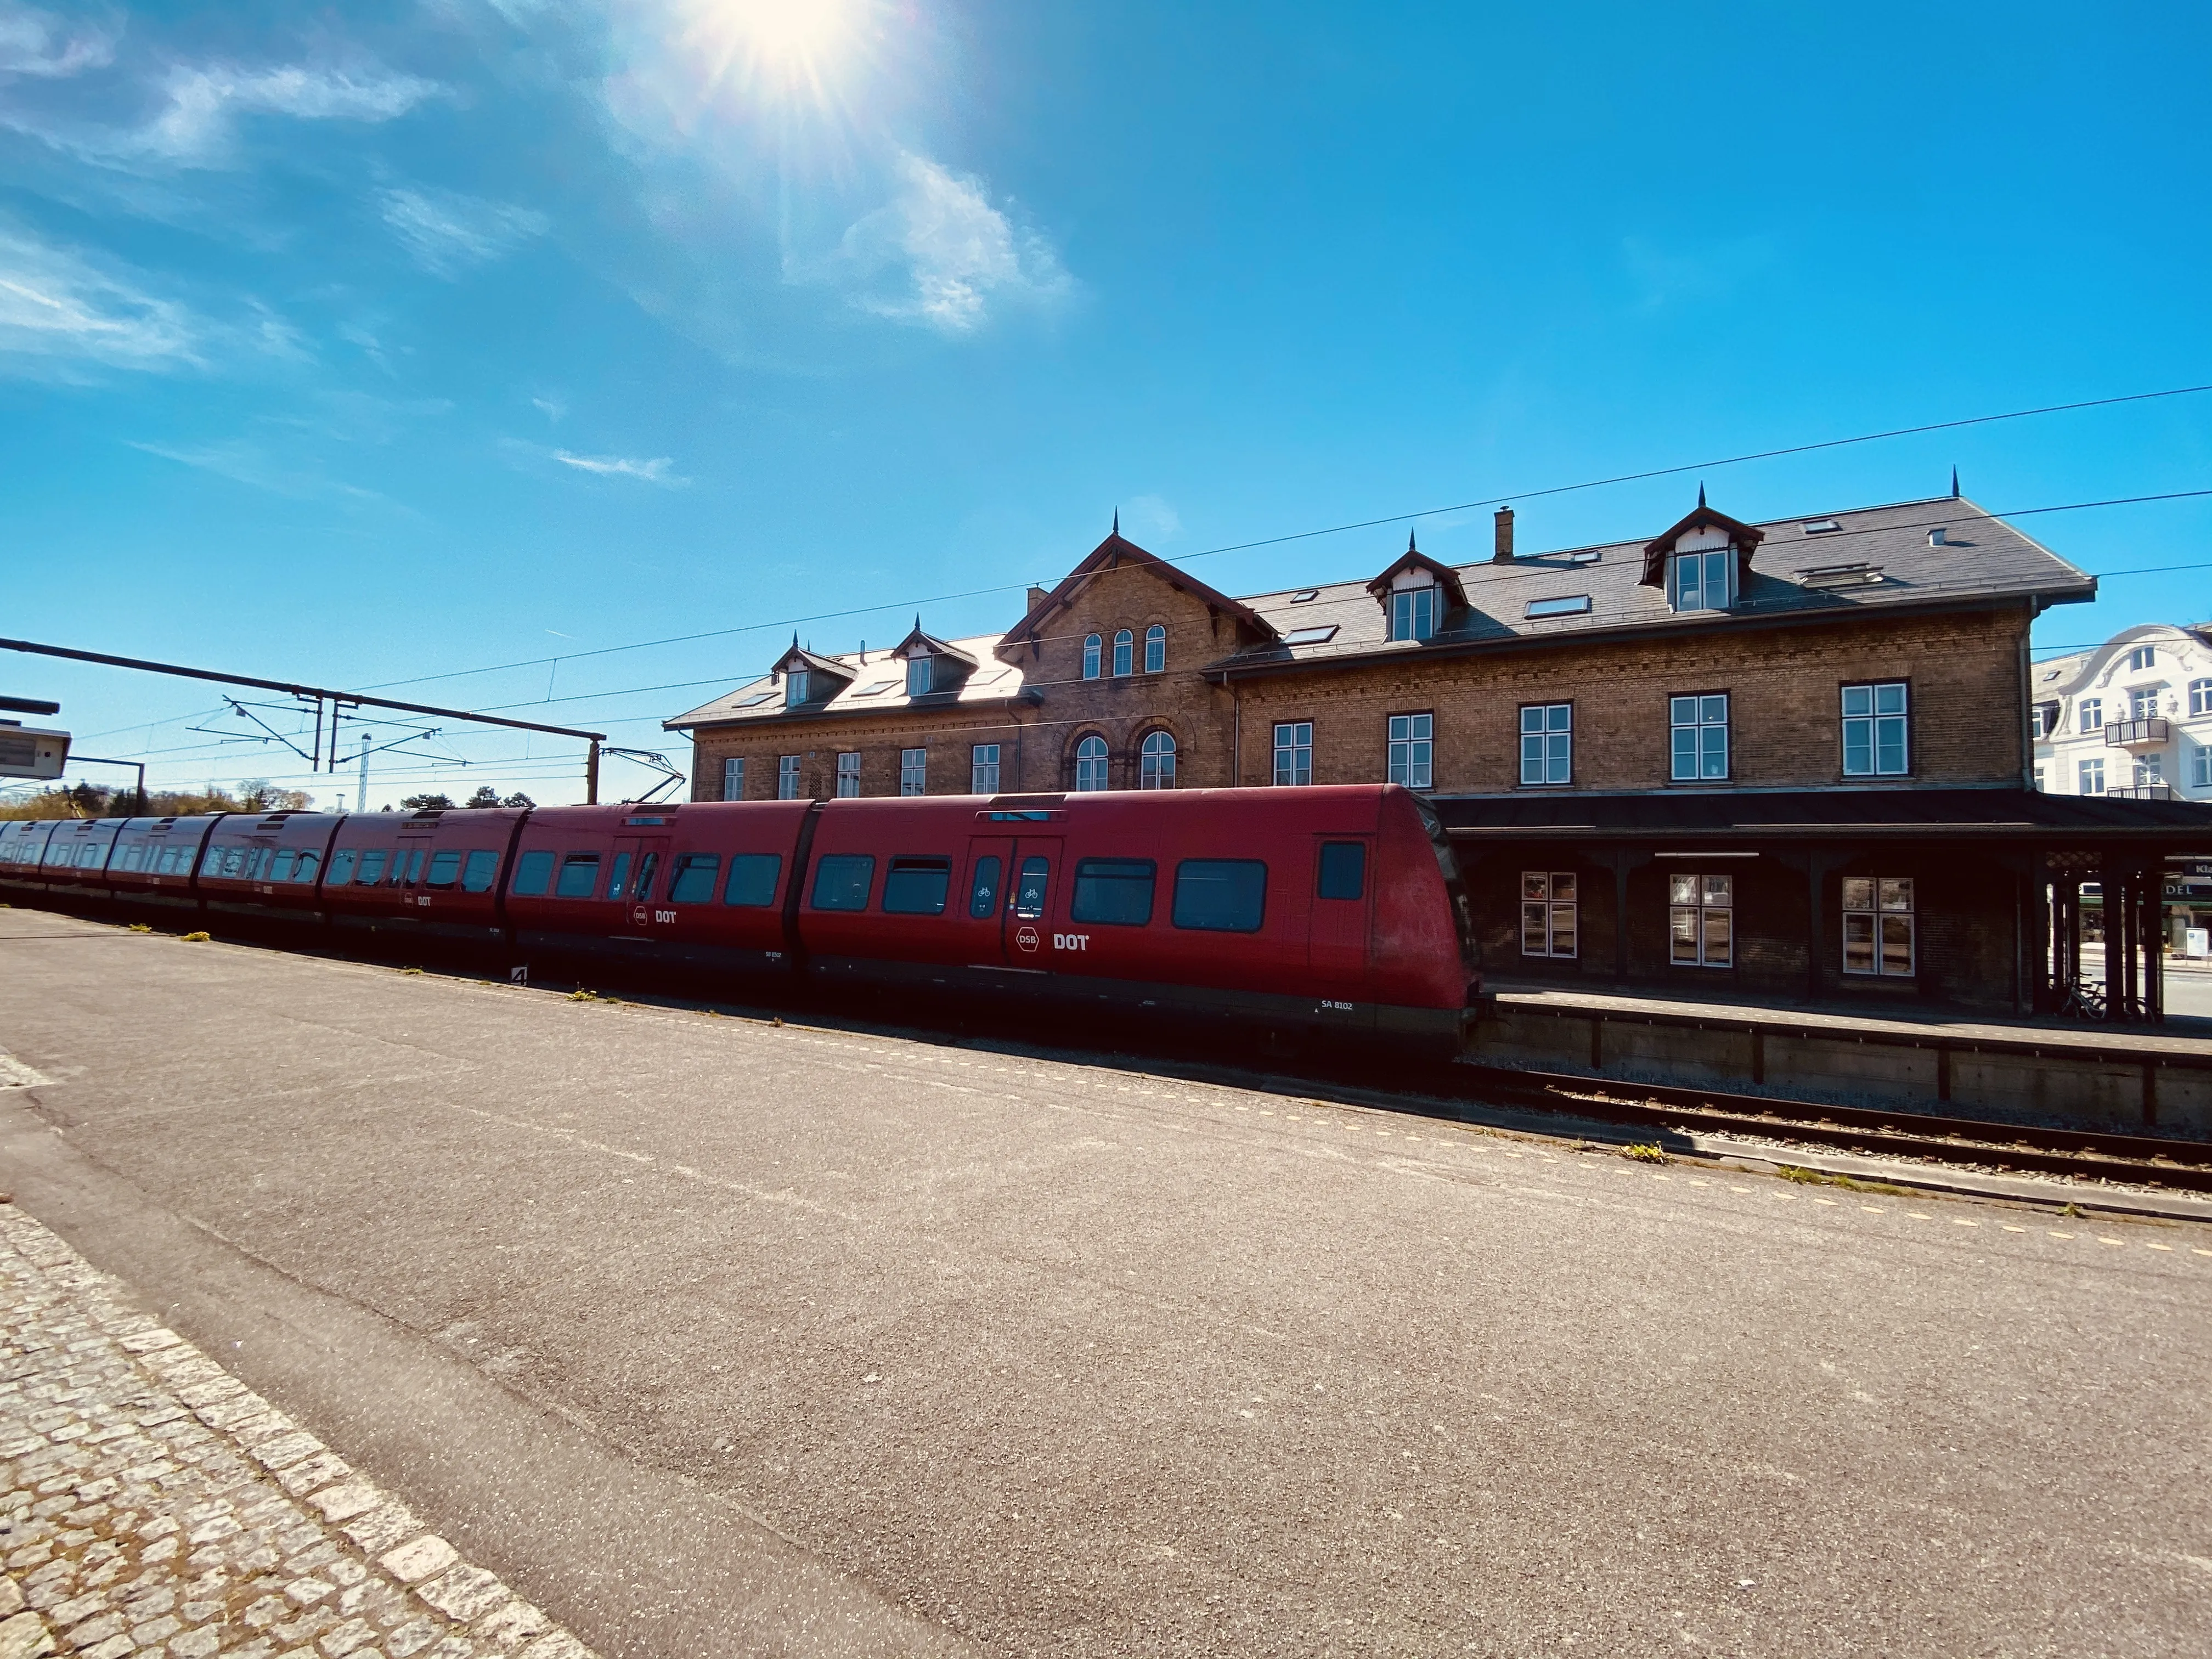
1111;507;1120;538
1697;481;1707;509
1407;524;1418;554
1950;465;1960;499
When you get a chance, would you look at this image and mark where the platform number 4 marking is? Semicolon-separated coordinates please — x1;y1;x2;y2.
510;965;529;985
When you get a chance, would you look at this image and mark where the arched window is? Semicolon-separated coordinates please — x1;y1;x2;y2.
1144;624;1165;673
1083;635;1102;680
1141;730;1176;789
1075;735;1110;792
1112;629;1134;676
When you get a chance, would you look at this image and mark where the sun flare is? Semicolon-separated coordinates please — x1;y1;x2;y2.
686;0;862;95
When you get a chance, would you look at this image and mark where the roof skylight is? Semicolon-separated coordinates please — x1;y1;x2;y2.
1797;562;1884;589
852;679;899;697
1524;595;1592;619
1802;519;1842;534
1289;589;1320;603
1283;624;1339;646
732;691;775;708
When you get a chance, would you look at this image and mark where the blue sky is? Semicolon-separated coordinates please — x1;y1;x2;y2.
5;0;2209;807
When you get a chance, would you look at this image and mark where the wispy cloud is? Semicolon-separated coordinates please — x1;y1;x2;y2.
1122;494;1182;543
2;55;441;170
553;449;685;485
379;185;550;278
531;393;566;421
808;151;1072;334
0;221;203;375
0;2;119;78
129;436;386;505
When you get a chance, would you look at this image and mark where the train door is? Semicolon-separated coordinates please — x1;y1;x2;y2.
964;834;1060;967
608;833;671;938
392;835;432;913
1309;836;1374;983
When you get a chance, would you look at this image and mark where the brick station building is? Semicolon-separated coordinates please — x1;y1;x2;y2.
668;491;2212;1018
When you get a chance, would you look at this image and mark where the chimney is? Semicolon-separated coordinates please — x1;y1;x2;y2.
1493;506;1515;563
1027;585;1049;613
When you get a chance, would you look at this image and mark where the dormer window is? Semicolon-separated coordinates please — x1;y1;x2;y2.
906;655;933;697
1671;549;1733;613
1389;585;1436;642
785;670;809;708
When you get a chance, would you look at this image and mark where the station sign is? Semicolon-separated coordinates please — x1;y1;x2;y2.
0;726;69;781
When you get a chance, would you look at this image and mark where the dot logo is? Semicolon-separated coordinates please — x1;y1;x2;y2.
1015;925;1040;953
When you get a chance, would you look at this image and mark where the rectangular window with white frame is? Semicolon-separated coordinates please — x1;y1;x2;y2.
1273;721;1313;786
2194;747;2212;789
1842;877;1915;977
1670;693;1729;781
2191;678;2212;716
2078;697;2103;733
2135;754;2164;788
2129;686;2161;720
721;757;746;801
1840;681;1909;776
971;743;1001;794
1668;873;1733;967
2034;766;2045;792
1519;703;1572;785
1388;585;1436;642
1520;871;1576;958
1387;713;1433;789
2030;702;2059;739
900;748;928;796
2079;757;2104;794
777;755;801;800
835;752;861;798
1670;548;1732;612
2128;645;2155;672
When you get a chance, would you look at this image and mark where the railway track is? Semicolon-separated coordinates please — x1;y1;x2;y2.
1435;1061;2212;1195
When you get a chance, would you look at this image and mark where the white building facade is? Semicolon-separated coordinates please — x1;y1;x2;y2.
2032;622;2212;803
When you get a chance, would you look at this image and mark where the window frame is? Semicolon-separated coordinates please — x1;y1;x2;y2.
1144;623;1166;673
2078;696;2103;734
1112;629;1135;676
2078;756;2105;795
554;853;601;898
1074;734;1109;792
2129;685;2161;721
1171;859;1268;933
899;747;928;797
1670;548;1733;613
1667;871;1735;968
881;856;953;916
1841;876;1916;978
2188;678;2212;718
2128;645;2155;672
1386;712;1433;790
1272;721;1313;787
1317;841;1366;902
970;743;1001;795
809;854;876;912
1519;871;1577;958
836;751;862;798
1388;584;1437;643
667;853;720;905
1139;730;1176;790
785;669;809;708
460;850;499;894
906;655;933;697
1082;635;1102;680
1071;857;1157;926
777;755;802;800
1518;702;1573;787
723;853;781;907
1839;680;1910;778
1669;692;1730;783
721;757;745;801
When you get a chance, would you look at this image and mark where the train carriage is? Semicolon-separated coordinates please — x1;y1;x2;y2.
36;817;127;903
0;819;58;899
107;816;223;915
322;808;524;952
194;812;347;930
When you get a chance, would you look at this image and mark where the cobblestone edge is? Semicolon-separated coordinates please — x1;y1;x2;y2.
0;1200;601;1659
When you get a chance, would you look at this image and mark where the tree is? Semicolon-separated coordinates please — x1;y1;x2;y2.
465;786;503;809
501;791;535;809
400;793;457;811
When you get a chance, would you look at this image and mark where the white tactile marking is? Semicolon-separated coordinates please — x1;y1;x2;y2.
0;1053;53;1092
0;1203;597;1659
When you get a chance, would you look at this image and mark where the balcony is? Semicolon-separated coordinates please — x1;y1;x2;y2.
2108;783;2177;802
2103;717;2170;748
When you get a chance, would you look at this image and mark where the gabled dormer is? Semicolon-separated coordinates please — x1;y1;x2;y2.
770;636;856;710
996;518;1279;664
1364;531;1468;643
892;618;979;698
1640;489;1765;612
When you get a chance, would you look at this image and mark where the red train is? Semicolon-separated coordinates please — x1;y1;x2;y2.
0;786;1481;1051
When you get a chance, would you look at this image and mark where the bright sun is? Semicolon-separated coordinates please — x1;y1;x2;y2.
687;0;861;94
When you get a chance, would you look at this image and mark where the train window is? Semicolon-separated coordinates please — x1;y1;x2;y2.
882;857;952;916
1172;860;1268;932
511;850;555;896
328;849;358;885
811;854;875;911
605;852;633;899
1317;842;1365;901
555;854;601;898
400;849;426;885
1011;856;1051;919
224;847;250;878
120;845;146;873
356;850;388;885
667;853;720;904
968;856;1002;918
425;850;462;889
295;852;320;884
724;854;781;907
270;850;299;883
460;850;499;893
631;852;661;904
1072;859;1155;926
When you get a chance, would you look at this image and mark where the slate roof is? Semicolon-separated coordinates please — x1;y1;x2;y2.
668;495;2096;730
667;633;1024;730
1216;495;2095;679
